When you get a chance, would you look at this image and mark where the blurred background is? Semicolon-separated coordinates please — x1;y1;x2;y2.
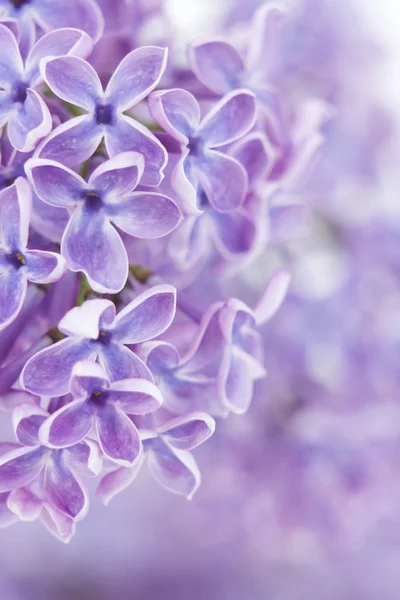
2;0;400;598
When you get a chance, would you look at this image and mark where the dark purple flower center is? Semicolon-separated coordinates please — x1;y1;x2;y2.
198;189;209;209
187;136;204;156
95;104;114;126
89;389;107;407
6;250;27;270
83;190;103;212
9;0;30;9
95;330;112;346
12;82;28;104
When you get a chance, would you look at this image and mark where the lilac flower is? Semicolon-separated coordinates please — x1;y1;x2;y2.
36;47;169;186
188;4;285;113
40;360;163;466
0;24;92;151
169;131;274;270
143;271;290;416
0;178;66;330
0;403;102;541
97;412;216;504
26;152;182;293
149;88;256;211
21;285;177;397
0;0;104;56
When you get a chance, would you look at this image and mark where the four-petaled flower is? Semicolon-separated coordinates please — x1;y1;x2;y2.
37;47;169;186
149;88;256;212
21;285;177;396
26;152;182;293
0;178;66;330
40;360;163;466
0;24;92;151
98;413;216;504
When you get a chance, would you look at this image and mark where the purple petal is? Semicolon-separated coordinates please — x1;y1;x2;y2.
33;0;104;44
168;214;211;270
25;28;93;87
148;439;200;499
255;269;291;325
13;403;48;446
24;249;66;284
26;158;85;208
109;191;181;239
97;461;144;506
8;89;52;152
188;39;244;95
96;404;141;465
106;46;168;111
212;209;257;258
108;378;163;414
0;492;20;527
199;90;256;148
21;337;95;396
218;346;263;414
112;284;176;344
66;439;103;477
148;88;200;144
196;151;247;212
0;178;30;249
142;341;180;374
31;193;69;244
44;457;87;519
0;446;44;492
105;115;167;187
99;344;153;382
158;413;215;451
69;359;110;398
0;267;27;331
40;400;92;448
42;55;103;110
7;487;42;521
58;298;115;338
231;132;274;185
61;204;128;294
0;23;23;86
40;505;75;542
246;3;286;76
88;151;144;197
36;115;103;167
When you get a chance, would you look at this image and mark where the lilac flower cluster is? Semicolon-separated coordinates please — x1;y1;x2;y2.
0;0;318;542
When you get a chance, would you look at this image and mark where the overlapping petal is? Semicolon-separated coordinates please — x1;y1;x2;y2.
148;88;201;144
199;90;256;148
195;151;248;212
21;338;96;396
24;249;66;284
188;39;244;95
96;404;141;465
26;158;85;208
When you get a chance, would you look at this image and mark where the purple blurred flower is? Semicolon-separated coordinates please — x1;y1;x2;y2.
37;47;169;186
26;152;182;293
0;178;66;330
0;24;92;151
188;4;285;114
21;284;177;396
98;412;215;504
40;360;163;466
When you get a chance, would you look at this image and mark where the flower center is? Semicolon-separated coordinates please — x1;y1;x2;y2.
9;0;30;9
89;390;107;407
6;251;26;269
187;136;203;156
95;104;113;126
83;190;102;212
12;82;28;104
